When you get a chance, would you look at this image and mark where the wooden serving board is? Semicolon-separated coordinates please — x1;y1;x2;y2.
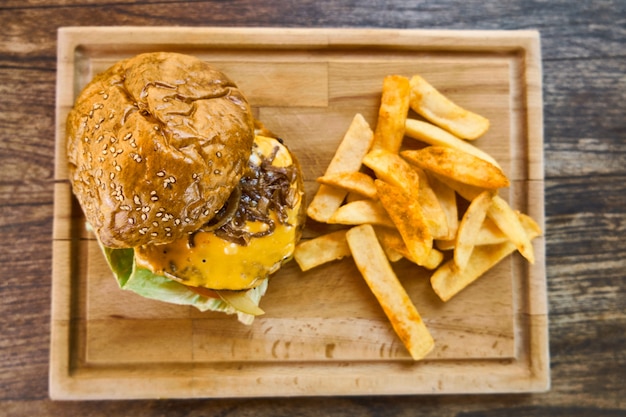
51;27;547;399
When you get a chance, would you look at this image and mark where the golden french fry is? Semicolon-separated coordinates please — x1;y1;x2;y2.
362;149;421;196
371;75;411;154
375;180;433;265
438;212;541;250
294;230;351;272
454;190;493;269
427;172;458;240
307;113;374;222
429;173;486;202
375;227;443;270
381;244;405;263
405;118;501;168
409;74;490;140
345;191;367;203
431;216;542;302
474;216;508;245
328;199;395;228
401;146;510;190
412;166;449;240
316;171;377;200
487;195;536;264
346;224;434;360
435;239;456;251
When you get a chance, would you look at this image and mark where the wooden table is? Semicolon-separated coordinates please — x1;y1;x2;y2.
1;1;624;415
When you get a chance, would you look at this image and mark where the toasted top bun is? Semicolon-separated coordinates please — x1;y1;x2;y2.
66;52;255;248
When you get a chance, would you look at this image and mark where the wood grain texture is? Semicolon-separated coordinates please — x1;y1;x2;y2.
1;0;625;415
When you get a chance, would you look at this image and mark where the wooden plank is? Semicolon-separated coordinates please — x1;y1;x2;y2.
50;27;547;399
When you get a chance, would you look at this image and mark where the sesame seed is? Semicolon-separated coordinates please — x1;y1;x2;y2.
96;135;104;143
174;219;181;225
120;205;130;211
151;196;159;202
109;172;115;180
214;169;221;175
134;195;141;205
128;218;135;225
151;232;158;237
216;151;222;158
110;146;116;153
103;94;109;100
123;133;132;141
110;136;116;143
168;176;176;183
141;213;147;221
156;171;165;177
156;212;163;217
142;206;150;213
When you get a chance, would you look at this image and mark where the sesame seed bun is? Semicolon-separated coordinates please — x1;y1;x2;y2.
66;52;255;248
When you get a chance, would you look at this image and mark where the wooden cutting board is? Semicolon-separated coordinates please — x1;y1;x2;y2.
51;27;547;399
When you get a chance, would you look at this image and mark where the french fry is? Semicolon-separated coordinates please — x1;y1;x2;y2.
379;240;405;263
427;173;458;240
401;146;510;190
345;191;367;203
328;199;395;228
307;113;374;222
346;224;434;360
429;173;486;202
376;227;443;270
412;166;449;240
294;230;351;272
375;180;433;265
437;212;541;250
475;216;508;246
409;74;490;140
371;75;411;154
405;118;501;168
454;190;493;269
431;215;542;302
487;195;536;264
316;171;377;199
363;149;448;239
362;149;421;196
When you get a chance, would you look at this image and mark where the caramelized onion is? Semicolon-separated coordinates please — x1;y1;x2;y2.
210;144;297;246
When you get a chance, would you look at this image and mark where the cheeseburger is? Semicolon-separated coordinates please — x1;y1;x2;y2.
66;52;305;323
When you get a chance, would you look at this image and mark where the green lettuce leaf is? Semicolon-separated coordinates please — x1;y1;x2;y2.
99;243;267;325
